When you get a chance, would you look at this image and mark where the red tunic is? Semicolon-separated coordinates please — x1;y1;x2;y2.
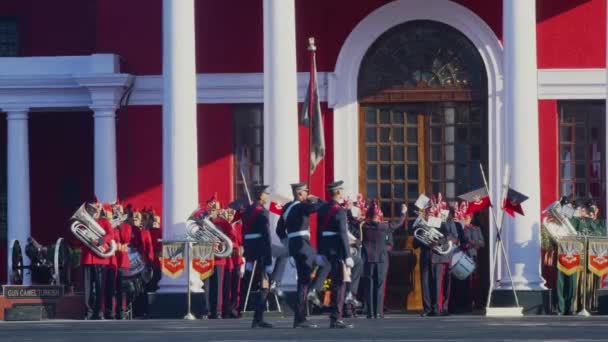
212;218;235;268
115;223;133;270
133;227;154;264
80;218;114;266
231;222;245;268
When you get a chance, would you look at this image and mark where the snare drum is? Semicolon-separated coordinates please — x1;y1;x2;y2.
450;251;476;280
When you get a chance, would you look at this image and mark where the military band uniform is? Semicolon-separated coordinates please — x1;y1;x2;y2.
114;222;133;319
80;204;114;320
276;183;324;327
361;213;405;318
415;219;461;316
242;185;274;328
316;196;351;327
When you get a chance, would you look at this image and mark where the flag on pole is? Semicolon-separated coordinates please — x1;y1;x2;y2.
502;187;529;217
458;187;492;215
300;37;325;174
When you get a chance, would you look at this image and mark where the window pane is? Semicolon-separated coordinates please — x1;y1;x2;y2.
406;127;417;143
561;163;573;180
381;201;391;217
393;127;404;142
407;112;417;124
407;146;418;162
380;183;391;198
366;127;377;143
366;110;376;124
367;147;377;161
430;127;442;143
407;183;419;199
367;165;377;179
393;146;404;161
379;128;390;143
560;127;572;142
379;110;390;124
380;165;391;180
0;18;18;57
575;164;586;178
367;183;378;198
561;182;574;197
380;146;390;161
394;165;405;180
407;165;419;180
560;145;573;162
394;183;405;199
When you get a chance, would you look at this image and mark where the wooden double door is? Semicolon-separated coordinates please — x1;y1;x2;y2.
359;102;488;311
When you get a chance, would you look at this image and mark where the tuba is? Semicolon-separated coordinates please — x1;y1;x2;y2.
413;215;454;255
186;210;233;258
70;204;117;258
542;201;578;242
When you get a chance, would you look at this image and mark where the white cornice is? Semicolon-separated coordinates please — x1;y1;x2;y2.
129;72;329;105
537;69;606;99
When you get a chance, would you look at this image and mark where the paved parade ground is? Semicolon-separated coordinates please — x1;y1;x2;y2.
1;315;608;342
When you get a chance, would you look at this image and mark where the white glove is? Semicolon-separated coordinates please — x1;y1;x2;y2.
265;265;274;274
245;261;253;272
315;254;327;267
239;263;245;278
345;257;354;268
401;204;408;214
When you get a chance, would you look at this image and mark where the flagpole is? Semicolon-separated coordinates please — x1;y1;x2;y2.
307;37;316;188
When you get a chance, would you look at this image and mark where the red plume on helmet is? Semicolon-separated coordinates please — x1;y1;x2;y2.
365;199;383;219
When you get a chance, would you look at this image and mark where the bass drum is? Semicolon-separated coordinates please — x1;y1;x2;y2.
450;251;476;280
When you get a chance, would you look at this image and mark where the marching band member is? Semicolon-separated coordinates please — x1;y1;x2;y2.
314;180;354;328
216;208;241;319
206;195;227;319
80;198;113;320
276;182;324;328
149;208;163;291
344;201;364;313
113;202;133;320
456;202;485;312
415;198;460;317
102;203;119;320
242;184;274;328
361;200;406;319
225;208;245;318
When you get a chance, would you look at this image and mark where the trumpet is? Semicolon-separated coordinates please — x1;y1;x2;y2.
70;204;117;258
186;211;233;258
413;215;453;255
542;201;578;242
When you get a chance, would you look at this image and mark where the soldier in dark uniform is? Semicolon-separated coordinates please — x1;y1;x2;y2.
415;207;461;316
344;203;364;313
313;181;354;328
361;200;406;319
276;182;324;328
241;184;274;328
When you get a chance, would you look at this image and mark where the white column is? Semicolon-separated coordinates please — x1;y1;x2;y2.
6;108;31;285
263;0;300;289
92;107;117;203
263;0;300;199
500;0;545;290
158;0;200;293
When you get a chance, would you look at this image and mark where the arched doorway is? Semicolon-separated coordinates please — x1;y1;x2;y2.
357;20;489;312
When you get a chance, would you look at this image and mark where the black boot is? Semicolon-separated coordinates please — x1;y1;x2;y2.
330;320;354;329
293;320;319;328
252;320;274;328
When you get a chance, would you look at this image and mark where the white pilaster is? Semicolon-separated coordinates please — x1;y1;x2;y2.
6;108;31;285
263;0;300;199
158;0;200;293
92;108;117;204
500;0;545;290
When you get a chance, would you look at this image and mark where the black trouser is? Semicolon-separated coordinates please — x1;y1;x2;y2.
364;261;387;318
421;260;451;314
294;250;315;323
349;253;363;295
222;266;241;317
271;244;288;285
104;266;117;318
83;264;105;318
251;258;271;323
327;255;346;322
115;268;130;317
208;265;225;317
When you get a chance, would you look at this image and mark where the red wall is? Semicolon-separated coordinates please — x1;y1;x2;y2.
29;112;94;246
537;0;606;68
0;0;96;57
538;100;560;211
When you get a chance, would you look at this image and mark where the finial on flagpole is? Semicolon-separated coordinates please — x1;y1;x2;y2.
308;37;316;51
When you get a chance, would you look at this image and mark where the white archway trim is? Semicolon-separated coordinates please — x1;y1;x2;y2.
330;0;504;211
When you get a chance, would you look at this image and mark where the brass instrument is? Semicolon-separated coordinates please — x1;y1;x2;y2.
70;204;117;258
186;209;233;258
413;215;454;255
542;201;578;242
